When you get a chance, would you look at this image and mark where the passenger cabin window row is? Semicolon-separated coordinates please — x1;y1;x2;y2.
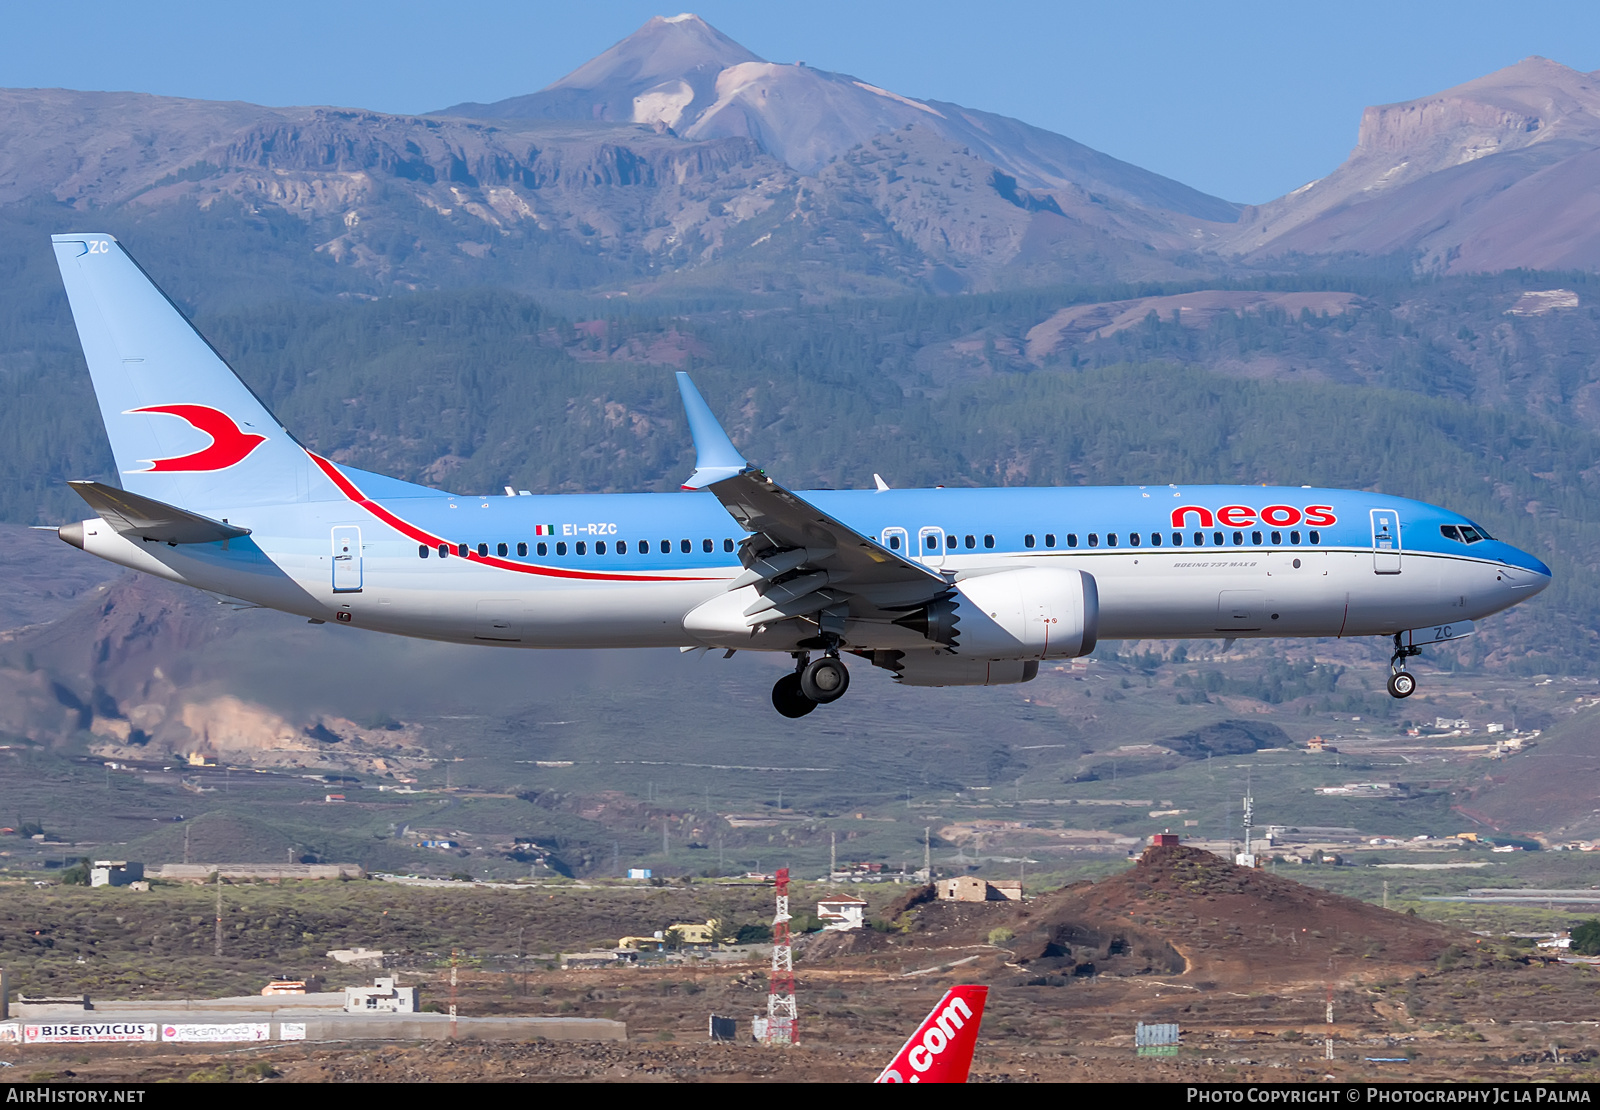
886;534;998;551
418;538;737;559
1027;530;1321;549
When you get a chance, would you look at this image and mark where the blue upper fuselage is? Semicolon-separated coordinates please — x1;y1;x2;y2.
329;466;1551;579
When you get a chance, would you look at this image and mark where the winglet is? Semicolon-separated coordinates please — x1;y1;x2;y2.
675;372;749;489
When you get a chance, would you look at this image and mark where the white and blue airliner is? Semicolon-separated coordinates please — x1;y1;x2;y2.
49;234;1551;717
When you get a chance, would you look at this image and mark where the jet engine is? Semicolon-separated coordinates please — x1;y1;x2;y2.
892;567;1098;659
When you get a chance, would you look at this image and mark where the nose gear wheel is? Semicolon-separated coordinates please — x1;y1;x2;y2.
1388;633;1422;699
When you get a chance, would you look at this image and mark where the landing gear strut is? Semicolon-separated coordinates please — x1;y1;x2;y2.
770;647;851;718
1388;633;1421;699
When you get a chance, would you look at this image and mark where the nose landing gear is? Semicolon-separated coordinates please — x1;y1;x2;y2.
1388;633;1422;699
770;648;852;718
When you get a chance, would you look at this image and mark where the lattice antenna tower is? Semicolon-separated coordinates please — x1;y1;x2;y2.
765;867;796;1045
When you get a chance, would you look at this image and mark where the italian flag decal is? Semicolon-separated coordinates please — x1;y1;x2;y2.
534;524;556;536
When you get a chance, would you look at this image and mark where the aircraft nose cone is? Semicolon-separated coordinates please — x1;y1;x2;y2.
58;521;85;550
1501;550;1551;594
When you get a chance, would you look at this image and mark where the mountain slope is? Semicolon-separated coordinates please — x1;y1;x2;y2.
1224;57;1600;272
437;13;1240;225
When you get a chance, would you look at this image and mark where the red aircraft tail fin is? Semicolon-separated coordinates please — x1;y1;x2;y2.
874;984;988;1083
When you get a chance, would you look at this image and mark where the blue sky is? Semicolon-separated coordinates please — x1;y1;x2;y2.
4;1;1597;204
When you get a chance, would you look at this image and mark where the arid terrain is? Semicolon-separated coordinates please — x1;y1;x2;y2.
7;846;1600;1083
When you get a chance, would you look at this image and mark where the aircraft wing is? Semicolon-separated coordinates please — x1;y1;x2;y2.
68;480;251;545
676;373;948;630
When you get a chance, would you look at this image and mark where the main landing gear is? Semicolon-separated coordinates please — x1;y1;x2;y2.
1388;633;1422;699
771;649;851;718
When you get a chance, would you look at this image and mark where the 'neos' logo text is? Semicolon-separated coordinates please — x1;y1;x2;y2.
1171;504;1337;529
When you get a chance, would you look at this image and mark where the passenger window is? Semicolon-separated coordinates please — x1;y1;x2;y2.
1308;530;1320;545
681;539;691;553
536;542;547;556
1044;533;1055;548
702;539;713;553
1290;531;1301;545
1270;531;1282;545
473;543;484;557
724;538;735;553
1233;531;1243;546
1252;531;1263;545
1150;532;1161;546
888;534;901;550
925;534;938;551
556;542;567;556
438;544;449;558
946;535;957;549
616;541;627;555
966;535;977;549
419;545;429;559
497;542;508;557
984;535;995;548
638;540;649;554
1025;534;1036;549
576;541;587;555
1129;532;1140;547
1066;534;1077;548
1088;533;1099;548
457;544;468;557
1171;532;1182;546
1213;532;1224;546
1107;533;1118;547
517;542;528;557
1193;532;1204;546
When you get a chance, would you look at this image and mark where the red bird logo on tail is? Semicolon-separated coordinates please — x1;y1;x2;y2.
126;404;267;472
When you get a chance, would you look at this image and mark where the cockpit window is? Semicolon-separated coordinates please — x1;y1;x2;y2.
1442;523;1491;544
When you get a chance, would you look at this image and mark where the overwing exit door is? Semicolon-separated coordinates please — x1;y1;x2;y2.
1371;509;1401;574
917;526;946;569
332;525;363;592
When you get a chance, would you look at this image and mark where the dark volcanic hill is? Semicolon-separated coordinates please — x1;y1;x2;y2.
870;845;1464;987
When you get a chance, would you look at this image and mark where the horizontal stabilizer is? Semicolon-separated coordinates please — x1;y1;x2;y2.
68;480;251;544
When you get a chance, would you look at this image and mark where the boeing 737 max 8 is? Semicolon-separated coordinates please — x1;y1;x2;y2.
48;234;1551;717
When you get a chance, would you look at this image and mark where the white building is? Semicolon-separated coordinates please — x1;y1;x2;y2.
816;896;868;931
90;860;144;887
342;977;418;1014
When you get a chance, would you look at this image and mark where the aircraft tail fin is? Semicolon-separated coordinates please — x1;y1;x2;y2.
51;234;315;511
874;984;988;1083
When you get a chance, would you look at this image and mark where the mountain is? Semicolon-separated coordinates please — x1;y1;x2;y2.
1223;57;1600;273
439;14;1240;223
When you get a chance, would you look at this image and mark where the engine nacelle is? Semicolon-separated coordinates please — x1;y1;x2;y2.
893;568;1098;659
